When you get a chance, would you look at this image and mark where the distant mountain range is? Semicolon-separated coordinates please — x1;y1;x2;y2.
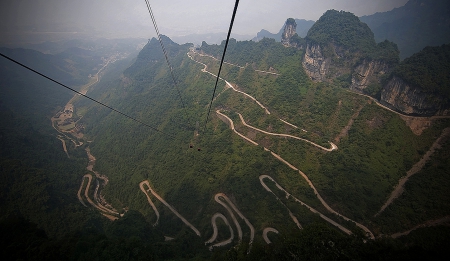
171;33;253;46
252;19;315;42
360;0;450;59
254;0;450;60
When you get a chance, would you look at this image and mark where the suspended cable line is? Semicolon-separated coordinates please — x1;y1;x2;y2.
143;0;192;127
203;0;240;132
0;52;175;138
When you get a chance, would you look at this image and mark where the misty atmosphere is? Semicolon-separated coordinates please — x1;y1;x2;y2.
1;0;450;260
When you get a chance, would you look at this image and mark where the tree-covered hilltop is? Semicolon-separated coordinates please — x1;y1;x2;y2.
391;44;450;99
305;9;399;63
306;10;375;52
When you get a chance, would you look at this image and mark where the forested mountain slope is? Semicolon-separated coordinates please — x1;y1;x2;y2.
1;9;450;258
360;0;450;60
62;30;450;258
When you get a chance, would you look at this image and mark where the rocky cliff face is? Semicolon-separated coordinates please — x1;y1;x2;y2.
302;43;330;81
281;18;297;46
350;59;390;92
381;76;449;116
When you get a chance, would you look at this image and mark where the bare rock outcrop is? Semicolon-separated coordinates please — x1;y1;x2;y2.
302;43;330;81
281;18;297;47
350;59;390;92
381;76;449;116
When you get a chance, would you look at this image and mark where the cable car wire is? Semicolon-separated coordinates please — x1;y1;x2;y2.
203;0;240;132
0;52;176;139
143;0;192;127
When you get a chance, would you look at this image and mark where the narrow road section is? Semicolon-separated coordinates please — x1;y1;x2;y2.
205;213;234;250
391;215;450;238
215;193;255;249
237;112;337;151
139;180;201;236
139;181;160;226
375;127;450;217
260;175;353;236
262;227;279;244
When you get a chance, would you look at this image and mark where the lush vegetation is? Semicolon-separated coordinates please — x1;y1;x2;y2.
1;14;450;258
306;10;375;52
305;10;399;65
391;44;450;99
0;49;95;238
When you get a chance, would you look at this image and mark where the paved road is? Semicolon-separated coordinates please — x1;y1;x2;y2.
140;180;201;236
347;90;450;119
391;215;450;238
78;174;119;217
262;227;279;244
216;110;259;145
205;213;234;250
139;181;160;226
375;127;450;217
237;112;337;151
260;175;353;236
215;193;255;250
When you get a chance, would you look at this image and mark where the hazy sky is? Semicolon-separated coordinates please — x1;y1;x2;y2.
0;0;409;42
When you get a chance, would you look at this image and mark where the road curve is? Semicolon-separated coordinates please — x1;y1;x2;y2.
262;227;279;244
347;90;450;120
237;112;337;152
216;110;259;145
79;174;119;217
205;213;234;250
77;175;88;207
216;108;372;238
56;136;70;158
188;51;271;114
140;180;201;236
215;193;255;248
214;193;243;242
391;215;450;239
192;50;280;75
139;181;160;226
375;127;450;217
266;152;374;239
260;175;353;236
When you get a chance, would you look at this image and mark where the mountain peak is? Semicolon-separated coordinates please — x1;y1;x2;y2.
306;9;375;51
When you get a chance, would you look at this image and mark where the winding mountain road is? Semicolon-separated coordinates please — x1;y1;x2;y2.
214;193;255;250
205;213;234;250
214;109;374;237
216;110;258;145
391;215;450;239
260;175;353;236
237;112;337;151
139;181;160;226
262;228;279;244
77;174;119;218
375;127;450;217
190;49;375;240
139;180;201;236
347;90;450;120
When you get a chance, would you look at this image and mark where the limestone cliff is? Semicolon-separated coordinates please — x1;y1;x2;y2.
381;76;449;116
281;18;297;47
350;59;390;92
302;43;330;81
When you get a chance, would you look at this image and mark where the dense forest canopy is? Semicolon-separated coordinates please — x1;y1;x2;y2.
306;10;375;52
392;44;450;99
